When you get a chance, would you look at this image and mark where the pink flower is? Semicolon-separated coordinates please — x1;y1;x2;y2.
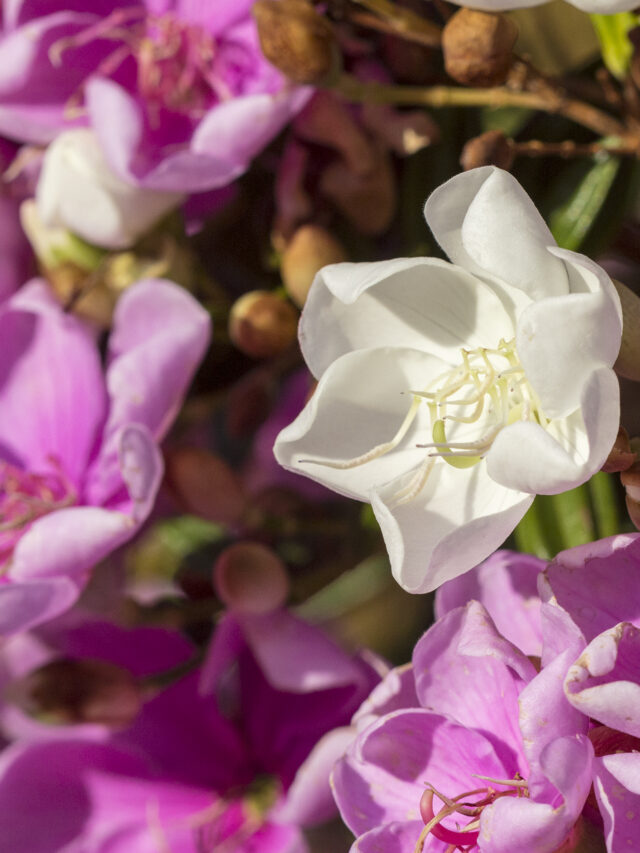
0;278;210;635
0;609;380;852
333;602;593;852
541;534;640;852
0;1;308;192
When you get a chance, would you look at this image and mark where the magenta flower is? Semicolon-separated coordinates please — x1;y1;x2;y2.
0;278;210;635
0;1;308;192
333;601;593;852
0;610;379;852
541;534;640;851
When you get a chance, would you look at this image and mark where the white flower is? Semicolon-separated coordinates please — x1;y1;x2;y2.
36;130;184;250
274;166;622;593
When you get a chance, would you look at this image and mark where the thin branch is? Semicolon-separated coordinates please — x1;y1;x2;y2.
334;73;632;141
348;0;441;46
348;9;440;47
513;138;636;158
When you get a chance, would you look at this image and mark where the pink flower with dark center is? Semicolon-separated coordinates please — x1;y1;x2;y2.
0;1;309;191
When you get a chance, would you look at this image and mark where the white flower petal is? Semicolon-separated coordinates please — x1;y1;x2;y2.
274;347;448;501
371;462;532;593
301;257;516;378
486;367;619;494
424;166;568;301
517;251;622;418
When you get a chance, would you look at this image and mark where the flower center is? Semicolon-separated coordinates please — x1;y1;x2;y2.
0;459;76;566
414;337;546;467
415;775;529;853
189;776;280;853
50;7;237;121
301;338;549;505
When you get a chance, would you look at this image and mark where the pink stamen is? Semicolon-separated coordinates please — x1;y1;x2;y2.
49;7;234;122
419;789;480;847
0;458;77;565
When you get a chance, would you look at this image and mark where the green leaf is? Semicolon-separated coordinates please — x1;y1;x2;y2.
514;485;595;558
549;154;620;251
590;12;637;78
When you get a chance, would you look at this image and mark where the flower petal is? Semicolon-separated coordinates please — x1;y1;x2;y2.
413;602;533;770
485;367;619;494
594;753;640;853
7;506;138;581
0;281;106;485
479;735;593;853
516;250;621;418
301;258;516;378
332;709;508;836
277;726;355;827
518;648;589;797
84;279;210;506
370;461;532;593
564;622;640;738
0;576;78;636
435;550;545;657
350;821;425;853
274;347;445;501
424;166;568;301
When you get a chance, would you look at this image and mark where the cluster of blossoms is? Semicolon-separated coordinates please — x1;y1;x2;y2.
0;1;639;853
333;539;640;853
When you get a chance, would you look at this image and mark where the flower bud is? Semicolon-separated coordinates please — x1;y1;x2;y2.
229;290;299;359
253;0;340;85
36;129;184;250
621;460;640;530
460;130;515;171
213;541;290;613
442;9;518;87
7;659;142;729
164;447;247;526
281;224;347;307
601;426;636;473
613;278;640;381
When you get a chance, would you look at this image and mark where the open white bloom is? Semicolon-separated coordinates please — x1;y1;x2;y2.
274;167;622;593
36;129;184;250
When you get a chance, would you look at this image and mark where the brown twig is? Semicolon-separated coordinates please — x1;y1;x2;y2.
512;138;636;159
348;0;441;46
335;73;632;142
348;9;440;47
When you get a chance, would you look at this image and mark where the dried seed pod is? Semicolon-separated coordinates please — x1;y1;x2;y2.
213;541;290;613
601;426;636;473
442;9;518;87
253;0;340;85
613;278;640;382
282;224;347;307
460;130;515;171
229;290;299;359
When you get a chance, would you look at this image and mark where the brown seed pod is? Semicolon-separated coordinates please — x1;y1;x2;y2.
229;290;299;360
253;0;340;85
460;130;515;171
281;224;347;308
442;9;518;87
